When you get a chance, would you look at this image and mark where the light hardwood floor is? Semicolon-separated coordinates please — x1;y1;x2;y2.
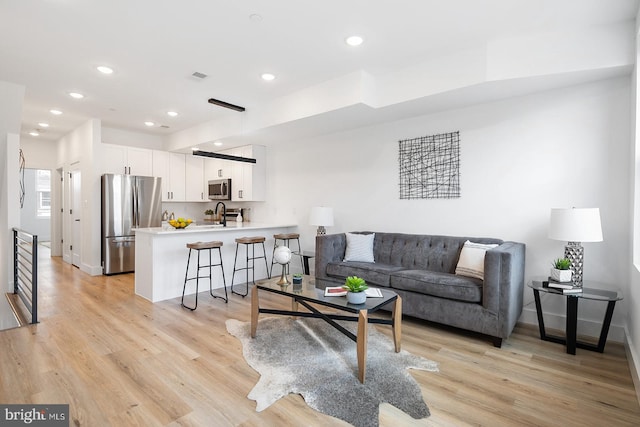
1;249;640;426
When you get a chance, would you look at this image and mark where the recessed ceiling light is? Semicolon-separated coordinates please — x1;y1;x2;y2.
29;131;39;137
38;122;49;128
261;73;276;81
214;141;223;146
97;65;114;74
50;109;62;115
144;121;155;127
167;111;178;117
345;35;364;46
69;92;84;99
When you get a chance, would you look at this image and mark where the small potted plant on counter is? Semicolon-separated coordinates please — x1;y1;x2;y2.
550;258;572;282
342;276;368;304
292;273;303;285
204;209;214;221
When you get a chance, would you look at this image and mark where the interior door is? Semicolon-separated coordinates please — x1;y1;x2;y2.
71;169;82;268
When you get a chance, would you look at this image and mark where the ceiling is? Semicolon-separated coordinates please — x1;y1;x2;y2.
0;0;637;145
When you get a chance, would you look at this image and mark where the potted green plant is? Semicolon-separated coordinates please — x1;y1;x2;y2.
342;276;368;304
204;209;214;221
550;258;572;282
292;273;303;285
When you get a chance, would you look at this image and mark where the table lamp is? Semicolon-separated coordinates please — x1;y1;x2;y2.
309;207;334;235
548;207;603;287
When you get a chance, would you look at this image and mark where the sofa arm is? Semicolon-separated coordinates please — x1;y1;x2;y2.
315;233;346;280
483;242;526;336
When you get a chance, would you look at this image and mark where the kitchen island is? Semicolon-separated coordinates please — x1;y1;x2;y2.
134;222;298;302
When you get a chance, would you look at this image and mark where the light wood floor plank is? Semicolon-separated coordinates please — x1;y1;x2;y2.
1;250;639;426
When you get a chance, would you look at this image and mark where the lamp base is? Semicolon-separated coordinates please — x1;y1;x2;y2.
564;241;584;287
316;226;326;236
276;268;289;286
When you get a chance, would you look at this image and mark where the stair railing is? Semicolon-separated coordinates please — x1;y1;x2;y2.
12;228;38;324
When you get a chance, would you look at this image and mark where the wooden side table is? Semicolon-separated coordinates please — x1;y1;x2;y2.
528;279;622;355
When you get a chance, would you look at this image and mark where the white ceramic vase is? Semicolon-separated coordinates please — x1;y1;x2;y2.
346;291;366;304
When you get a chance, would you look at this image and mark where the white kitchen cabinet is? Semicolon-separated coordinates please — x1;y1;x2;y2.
151;146;265;203
152;150;186;202
103;144;153;176
229;145;266;202
169;153;186;202
152;150;170;202
203;155;231;180
185;155;206;202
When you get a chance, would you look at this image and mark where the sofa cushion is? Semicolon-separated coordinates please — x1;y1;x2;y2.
325;261;403;287
343;232;375;262
455;240;498;280
389;270;483;303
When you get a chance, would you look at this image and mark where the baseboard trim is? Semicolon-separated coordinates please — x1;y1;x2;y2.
520;306;625;343
81;263;103;276
624;327;640;406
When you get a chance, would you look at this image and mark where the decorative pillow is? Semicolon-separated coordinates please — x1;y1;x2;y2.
343;232;375;263
455;240;498;280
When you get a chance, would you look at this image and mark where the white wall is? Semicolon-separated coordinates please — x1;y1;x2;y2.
20;137;57;170
254;76;632;340
0;80;25;293
57;119;103;275
101;126;165;150
626;13;640;398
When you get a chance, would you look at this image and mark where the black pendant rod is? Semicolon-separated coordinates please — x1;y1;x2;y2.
192;150;256;164
208;98;245;112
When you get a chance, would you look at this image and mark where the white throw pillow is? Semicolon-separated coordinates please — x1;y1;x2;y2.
343;232;375;263
455;240;498;280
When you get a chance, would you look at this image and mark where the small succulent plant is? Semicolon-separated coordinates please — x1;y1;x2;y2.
342;276;368;293
552;258;571;270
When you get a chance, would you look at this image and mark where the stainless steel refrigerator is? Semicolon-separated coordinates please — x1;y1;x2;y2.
101;174;162;275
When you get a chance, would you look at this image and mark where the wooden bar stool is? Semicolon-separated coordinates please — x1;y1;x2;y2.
270;233;304;277
231;236;269;297
181;240;227;310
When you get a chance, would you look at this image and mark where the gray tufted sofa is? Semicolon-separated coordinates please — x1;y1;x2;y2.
314;232;526;346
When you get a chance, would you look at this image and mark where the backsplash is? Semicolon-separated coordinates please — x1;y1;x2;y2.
161;202;253;224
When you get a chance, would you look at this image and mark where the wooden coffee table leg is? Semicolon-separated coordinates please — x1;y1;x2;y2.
391;296;402;352
291;297;298;320
357;309;368;383
251;285;259;338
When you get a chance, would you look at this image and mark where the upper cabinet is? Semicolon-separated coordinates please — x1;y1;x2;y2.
236;145;266;201
204;156;231;180
185;155;206;202
103;144;153;176
107;144;265;203
167;153;186;202
152;150;186;202
221;145;266;202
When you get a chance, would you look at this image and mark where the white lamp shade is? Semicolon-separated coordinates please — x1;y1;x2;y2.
309;207;334;226
548;208;603;242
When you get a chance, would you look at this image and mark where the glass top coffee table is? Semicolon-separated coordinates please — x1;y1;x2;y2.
251;276;402;383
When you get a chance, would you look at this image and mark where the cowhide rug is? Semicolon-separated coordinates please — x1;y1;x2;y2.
226;317;439;427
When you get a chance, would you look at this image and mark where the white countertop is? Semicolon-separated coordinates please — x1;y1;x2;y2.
134;222;297;235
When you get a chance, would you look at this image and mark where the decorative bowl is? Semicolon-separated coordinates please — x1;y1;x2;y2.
168;218;193;229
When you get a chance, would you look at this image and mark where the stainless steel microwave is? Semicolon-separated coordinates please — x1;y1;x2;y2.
208;179;231;200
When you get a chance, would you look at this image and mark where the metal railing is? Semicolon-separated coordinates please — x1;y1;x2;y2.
12;228;38;324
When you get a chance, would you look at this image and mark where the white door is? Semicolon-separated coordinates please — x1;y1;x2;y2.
70;170;82;268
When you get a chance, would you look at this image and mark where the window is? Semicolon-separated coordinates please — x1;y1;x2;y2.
36;169;51;217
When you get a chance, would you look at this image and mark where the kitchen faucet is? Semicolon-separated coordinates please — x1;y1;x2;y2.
214;202;226;227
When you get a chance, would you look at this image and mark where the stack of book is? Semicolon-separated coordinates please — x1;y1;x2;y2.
543;278;582;294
